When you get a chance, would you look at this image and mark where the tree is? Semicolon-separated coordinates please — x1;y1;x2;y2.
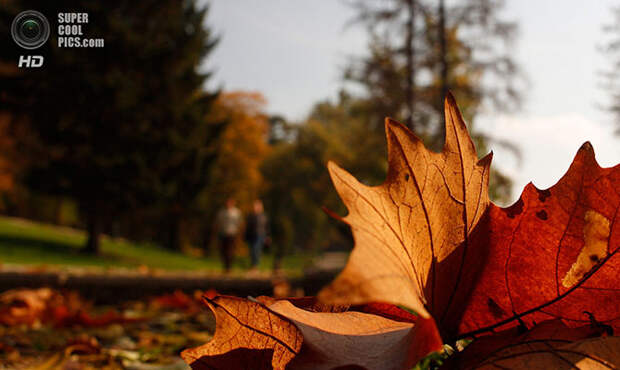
344;0;523;202
262;118;350;253
154;89;226;251
262;91;380;254
0;0;222;253
347;0;522;137
206;92;271;210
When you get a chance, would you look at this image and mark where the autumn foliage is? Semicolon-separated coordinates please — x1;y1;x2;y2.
182;94;619;369
208;91;271;209
0;287;140;328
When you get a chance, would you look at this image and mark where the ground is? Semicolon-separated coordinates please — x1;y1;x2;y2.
0;216;320;369
0;288;215;369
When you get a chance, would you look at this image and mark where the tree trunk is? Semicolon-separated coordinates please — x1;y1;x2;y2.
85;208;102;255
405;0;416;131
168;211;185;251
437;0;448;144
53;197;63;225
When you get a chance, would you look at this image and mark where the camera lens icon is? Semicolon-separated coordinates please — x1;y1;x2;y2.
11;10;50;50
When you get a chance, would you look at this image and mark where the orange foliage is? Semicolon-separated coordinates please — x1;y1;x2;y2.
208;91;270;211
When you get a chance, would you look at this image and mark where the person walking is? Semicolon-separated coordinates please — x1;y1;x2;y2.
214;198;242;273
245;199;269;271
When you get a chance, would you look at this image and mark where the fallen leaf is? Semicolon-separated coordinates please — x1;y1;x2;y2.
443;319;610;369
0;287;141;329
453;334;620;369
181;296;303;370
181;93;620;369
151;290;203;314
270;299;441;370
55;309;141;328
260;296;419;324
319;93;492;336
0;288;54;326
457;143;620;338
183;295;442;370
318;94;620;343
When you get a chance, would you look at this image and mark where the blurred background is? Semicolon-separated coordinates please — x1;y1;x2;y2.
0;0;619;284
1;0;620;368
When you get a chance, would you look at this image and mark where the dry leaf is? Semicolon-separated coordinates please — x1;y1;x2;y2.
269;300;442;370
181;296;303;370
319;94;619;344
456;333;620;369
443;319;612;369
319;93;491;336
182;93;619;369
183;295;443;370
457;143;620;338
0;287;54;326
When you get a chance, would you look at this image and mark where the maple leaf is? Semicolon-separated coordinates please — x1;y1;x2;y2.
181;296;303;370
445;320;619;369
319;93;620;343
182;295;443;370
182;93;619;369
456;142;620;338
269;299;441;370
487;336;620;369
318;93;492;335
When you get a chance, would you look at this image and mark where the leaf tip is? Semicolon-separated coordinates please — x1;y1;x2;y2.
327;161;352;184
478;151;493;167
326;160;341;175
579;141;594;152
444;91;457;107
384;116;400;127
577;141;596;161
573;141;599;168
443;91;477;156
180;347;198;365
384;116;410;136
201;295;217;308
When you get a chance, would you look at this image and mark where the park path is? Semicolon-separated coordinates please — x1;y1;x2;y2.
0;252;348;303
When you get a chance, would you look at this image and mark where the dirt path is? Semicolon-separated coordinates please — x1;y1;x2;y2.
0;262;343;303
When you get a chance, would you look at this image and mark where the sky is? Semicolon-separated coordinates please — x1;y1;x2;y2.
203;0;620;204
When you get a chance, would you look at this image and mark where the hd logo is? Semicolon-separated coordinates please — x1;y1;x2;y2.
18;55;44;68
11;10;50;68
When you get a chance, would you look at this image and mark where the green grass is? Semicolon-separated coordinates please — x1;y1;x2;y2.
0;216;310;274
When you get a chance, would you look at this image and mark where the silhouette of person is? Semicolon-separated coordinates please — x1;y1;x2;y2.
245;199;269;270
214;198;242;272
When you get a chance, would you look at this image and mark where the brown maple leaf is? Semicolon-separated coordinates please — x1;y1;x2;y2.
318;93;492;337
443;319;611;369
182;295;443;370
482;336;620;369
270;299;441;370
182;93;619;369
448;320;619;369
319;93;620;344
181;296;303;370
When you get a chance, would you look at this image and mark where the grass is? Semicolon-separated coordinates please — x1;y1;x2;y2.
0;216;311;275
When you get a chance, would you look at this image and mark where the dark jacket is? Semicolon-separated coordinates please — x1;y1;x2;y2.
245;212;268;241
